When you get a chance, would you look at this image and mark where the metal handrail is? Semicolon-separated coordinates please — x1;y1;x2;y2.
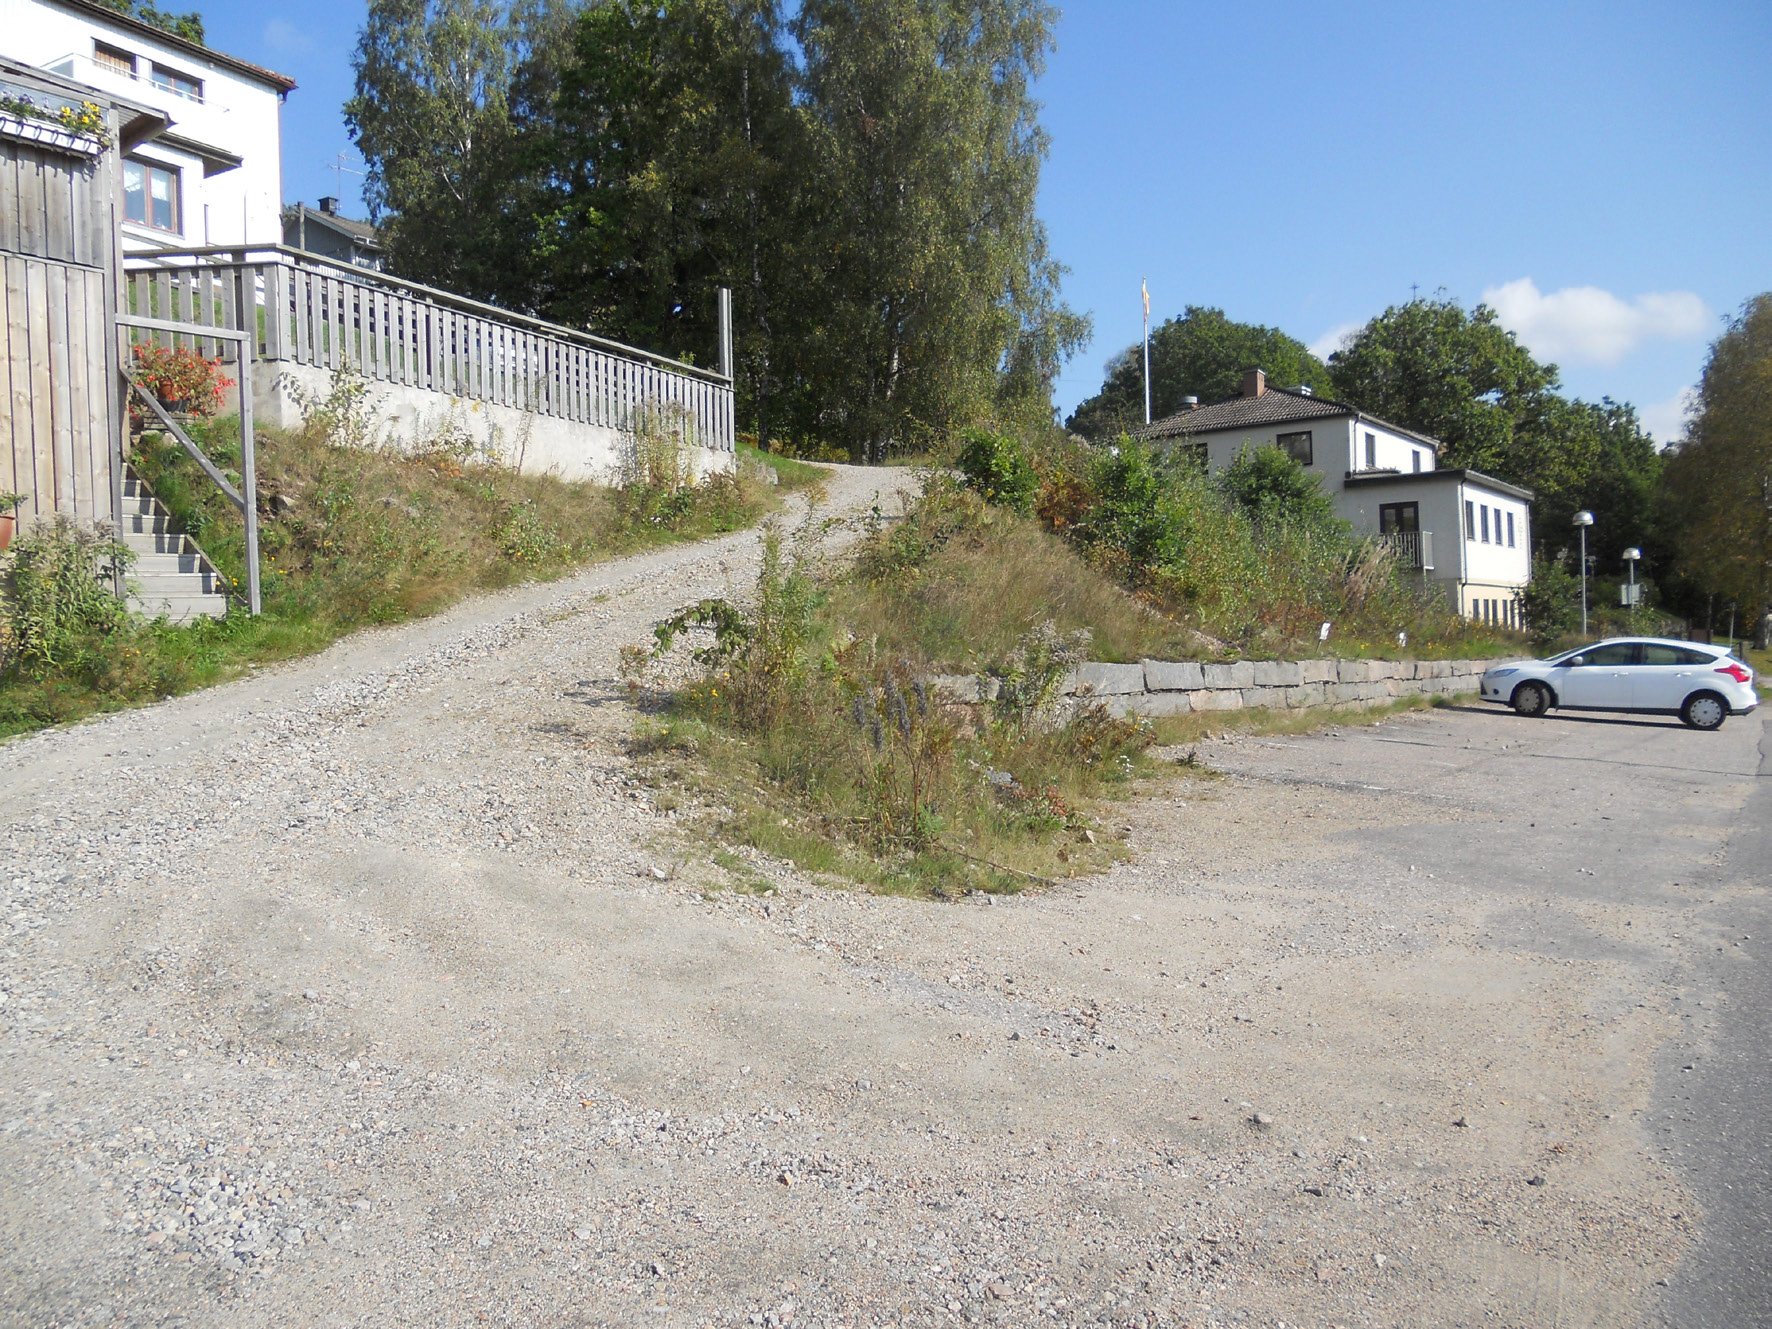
117;309;261;615
121;242;732;384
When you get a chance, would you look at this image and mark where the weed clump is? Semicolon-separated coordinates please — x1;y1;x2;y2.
644;523;1160;898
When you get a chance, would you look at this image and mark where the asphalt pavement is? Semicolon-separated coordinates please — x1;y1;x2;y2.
1207;697;1771;1326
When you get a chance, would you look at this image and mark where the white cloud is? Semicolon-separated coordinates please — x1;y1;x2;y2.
1638;387;1699;447
262;19;314;54
1482;278;1709;367
1308;322;1361;361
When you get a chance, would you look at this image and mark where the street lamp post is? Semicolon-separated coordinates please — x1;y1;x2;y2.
1574;511;1595;636
1623;546;1641;614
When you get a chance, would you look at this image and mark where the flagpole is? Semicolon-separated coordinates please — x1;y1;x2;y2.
1141;279;1151;425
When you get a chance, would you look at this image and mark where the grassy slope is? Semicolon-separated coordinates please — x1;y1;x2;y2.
0;431;822;739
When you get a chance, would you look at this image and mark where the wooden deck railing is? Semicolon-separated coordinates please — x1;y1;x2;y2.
121;245;735;452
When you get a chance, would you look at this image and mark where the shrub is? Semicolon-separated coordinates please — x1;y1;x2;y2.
955;428;1038;513
1517;553;1581;642
1215;443;1341;530
1;517;132;675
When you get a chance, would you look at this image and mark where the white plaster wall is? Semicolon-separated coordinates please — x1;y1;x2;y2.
5;0;287;247
1457;483;1532;587
252;362;735;485
1197;416;1354;490
1349;419;1436;475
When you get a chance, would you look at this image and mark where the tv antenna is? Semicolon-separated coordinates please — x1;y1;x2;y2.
323;152;365;195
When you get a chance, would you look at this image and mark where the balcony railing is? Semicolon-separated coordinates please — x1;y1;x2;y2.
1380;529;1434;571
121;244;736;454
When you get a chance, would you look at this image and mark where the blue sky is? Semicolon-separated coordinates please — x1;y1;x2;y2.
211;0;1769;444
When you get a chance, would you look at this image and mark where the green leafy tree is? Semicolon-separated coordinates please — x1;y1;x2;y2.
97;0;204;44
520;0;802;440
790;0;1087;461
347;0;569;306
1329;296;1668;564
1067;306;1329;439
1661;295;1772;636
1328;297;1555;475
1214;444;1341;530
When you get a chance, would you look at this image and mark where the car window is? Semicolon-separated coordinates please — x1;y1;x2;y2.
1578;643;1639;666
1642;644;1713;666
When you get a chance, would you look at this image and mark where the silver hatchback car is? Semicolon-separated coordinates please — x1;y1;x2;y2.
1479;637;1759;730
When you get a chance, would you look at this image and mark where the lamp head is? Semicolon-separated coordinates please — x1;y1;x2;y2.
1573;510;1595;527
1623;546;1641;562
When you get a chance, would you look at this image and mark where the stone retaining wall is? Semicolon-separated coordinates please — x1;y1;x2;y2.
932;656;1506;718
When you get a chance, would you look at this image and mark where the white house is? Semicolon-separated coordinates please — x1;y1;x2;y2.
1140;369;1532;627
0;0;294;251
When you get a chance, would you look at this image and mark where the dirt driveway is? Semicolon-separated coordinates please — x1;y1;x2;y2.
2;467;1765;1329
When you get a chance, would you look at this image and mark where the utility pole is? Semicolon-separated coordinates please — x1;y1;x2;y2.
1141;279;1151;426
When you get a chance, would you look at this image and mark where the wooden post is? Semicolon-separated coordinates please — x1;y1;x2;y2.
717;286;734;380
236;266;261;615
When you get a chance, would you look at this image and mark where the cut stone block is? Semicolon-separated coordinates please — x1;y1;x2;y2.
1143;659;1205;691
1202;661;1256;689
1075;662;1146;696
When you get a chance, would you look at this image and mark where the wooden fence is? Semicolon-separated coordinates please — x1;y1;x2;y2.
122;245;735;453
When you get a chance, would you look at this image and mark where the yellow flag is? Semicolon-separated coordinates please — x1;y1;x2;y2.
1142;279;1150;321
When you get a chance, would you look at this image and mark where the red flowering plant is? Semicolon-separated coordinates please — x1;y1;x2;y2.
129;342;235;425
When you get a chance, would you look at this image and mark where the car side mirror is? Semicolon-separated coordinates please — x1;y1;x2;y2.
1565;655;1586;667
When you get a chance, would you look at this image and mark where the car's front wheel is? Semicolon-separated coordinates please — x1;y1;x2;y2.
1512;681;1552;717
1681;691;1728;731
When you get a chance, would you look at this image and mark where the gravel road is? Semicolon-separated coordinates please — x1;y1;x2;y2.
2;465;1765;1329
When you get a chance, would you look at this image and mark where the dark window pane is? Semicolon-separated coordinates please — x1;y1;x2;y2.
1276;430;1312;465
1582;644;1638;666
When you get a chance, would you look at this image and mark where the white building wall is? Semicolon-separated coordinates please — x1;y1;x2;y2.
1195;416;1354;490
1457;484;1531;585
252;362;736;487
1;0;287;248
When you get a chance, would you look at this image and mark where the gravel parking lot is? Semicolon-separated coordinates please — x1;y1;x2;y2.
2;467;1765;1329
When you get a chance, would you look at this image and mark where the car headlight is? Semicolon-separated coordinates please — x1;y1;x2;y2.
1487;667;1517;678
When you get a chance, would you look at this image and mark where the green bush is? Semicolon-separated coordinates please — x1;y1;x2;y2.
1215;444;1341;530
955;428;1038;513
2;517;132;673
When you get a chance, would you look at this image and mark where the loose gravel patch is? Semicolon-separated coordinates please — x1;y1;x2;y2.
2;465;1740;1328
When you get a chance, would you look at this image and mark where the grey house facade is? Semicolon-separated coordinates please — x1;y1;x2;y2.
283;196;384;270
1138;369;1533;626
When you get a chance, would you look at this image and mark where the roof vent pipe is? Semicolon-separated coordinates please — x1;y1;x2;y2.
1182;395;1199;409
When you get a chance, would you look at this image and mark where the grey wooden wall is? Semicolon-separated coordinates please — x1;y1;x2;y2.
0;129;118;527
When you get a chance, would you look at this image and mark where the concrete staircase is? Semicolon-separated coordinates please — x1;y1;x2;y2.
120;467;232;622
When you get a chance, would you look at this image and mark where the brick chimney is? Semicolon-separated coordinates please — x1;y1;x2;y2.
1242;367;1266;398
319;196;340;216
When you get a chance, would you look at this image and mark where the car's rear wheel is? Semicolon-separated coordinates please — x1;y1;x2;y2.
1681;692;1728;731
1511;681;1552;717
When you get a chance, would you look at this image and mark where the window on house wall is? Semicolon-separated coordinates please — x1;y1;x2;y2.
150;64;202;100
1365;432;1376;468
93;41;135;75
1276;430;1312;465
1465;500;1476;540
1506;511;1516;547
1480;505;1491;543
1378;502;1419;534
1411;450;1421;473
123;159;180;233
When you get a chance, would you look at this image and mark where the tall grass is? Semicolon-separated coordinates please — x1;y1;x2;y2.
0;414;821;738
988;432;1519;659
